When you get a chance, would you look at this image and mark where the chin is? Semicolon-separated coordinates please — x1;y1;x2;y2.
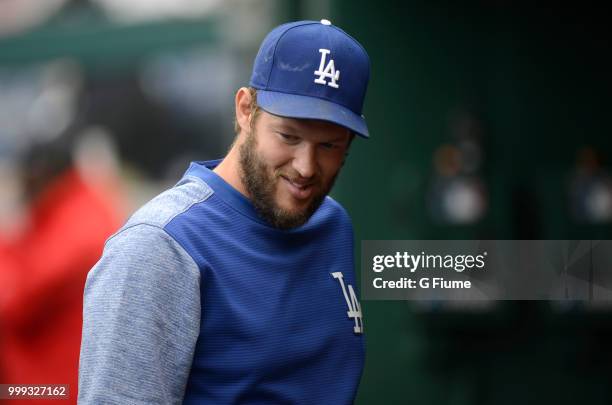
277;196;310;211
278;204;308;216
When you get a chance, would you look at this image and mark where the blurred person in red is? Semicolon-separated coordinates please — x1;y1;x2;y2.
0;128;125;404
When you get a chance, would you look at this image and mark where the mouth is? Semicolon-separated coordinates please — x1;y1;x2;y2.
280;176;314;200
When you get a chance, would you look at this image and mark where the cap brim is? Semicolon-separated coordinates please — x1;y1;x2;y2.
256;90;369;138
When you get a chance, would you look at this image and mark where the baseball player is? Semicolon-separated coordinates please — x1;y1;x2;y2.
78;19;370;404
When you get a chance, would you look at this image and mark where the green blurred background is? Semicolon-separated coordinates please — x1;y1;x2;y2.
1;1;611;404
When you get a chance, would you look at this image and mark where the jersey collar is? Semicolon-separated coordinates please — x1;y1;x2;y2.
185;160;267;225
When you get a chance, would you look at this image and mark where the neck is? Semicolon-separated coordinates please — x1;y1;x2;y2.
213;137;249;198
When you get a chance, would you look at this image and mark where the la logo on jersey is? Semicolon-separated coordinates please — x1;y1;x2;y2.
314;49;340;88
331;272;363;334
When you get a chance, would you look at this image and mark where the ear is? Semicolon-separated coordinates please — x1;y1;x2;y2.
235;87;253;136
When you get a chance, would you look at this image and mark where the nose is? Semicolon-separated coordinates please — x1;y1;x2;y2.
292;143;317;179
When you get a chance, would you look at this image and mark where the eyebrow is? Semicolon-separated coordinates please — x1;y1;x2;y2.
272;122;300;133
325;135;349;143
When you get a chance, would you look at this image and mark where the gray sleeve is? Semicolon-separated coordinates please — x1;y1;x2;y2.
78;223;201;405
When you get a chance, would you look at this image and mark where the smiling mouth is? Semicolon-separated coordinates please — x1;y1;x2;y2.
281;176;315;200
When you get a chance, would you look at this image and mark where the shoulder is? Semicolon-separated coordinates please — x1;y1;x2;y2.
307;195;353;236
321;195;353;225
123;174;214;231
99;174;214;265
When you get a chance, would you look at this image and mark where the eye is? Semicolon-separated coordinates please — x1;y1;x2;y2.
278;132;299;143
320;142;340;150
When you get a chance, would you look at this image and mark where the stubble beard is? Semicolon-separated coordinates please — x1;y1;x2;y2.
238;130;338;230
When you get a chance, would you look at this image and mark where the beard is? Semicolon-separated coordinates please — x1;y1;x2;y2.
238;130;338;230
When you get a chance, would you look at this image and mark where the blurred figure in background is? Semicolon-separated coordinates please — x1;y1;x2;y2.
0;126;125;404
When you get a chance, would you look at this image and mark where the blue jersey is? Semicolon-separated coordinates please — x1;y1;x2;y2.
79;160;365;404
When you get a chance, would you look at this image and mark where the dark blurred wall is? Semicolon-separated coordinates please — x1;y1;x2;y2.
330;1;612;404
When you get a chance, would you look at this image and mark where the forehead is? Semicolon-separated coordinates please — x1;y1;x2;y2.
259;110;350;141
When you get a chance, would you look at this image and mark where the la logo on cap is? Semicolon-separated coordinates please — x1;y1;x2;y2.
314;49;340;89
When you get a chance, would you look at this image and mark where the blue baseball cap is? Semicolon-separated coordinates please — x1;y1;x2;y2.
249;19;371;138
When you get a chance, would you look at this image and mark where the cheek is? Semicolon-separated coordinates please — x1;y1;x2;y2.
319;153;345;177
256;141;293;170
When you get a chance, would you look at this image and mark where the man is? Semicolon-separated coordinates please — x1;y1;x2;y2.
79;19;370;404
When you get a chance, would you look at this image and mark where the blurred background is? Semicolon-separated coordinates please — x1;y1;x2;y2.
0;0;611;404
